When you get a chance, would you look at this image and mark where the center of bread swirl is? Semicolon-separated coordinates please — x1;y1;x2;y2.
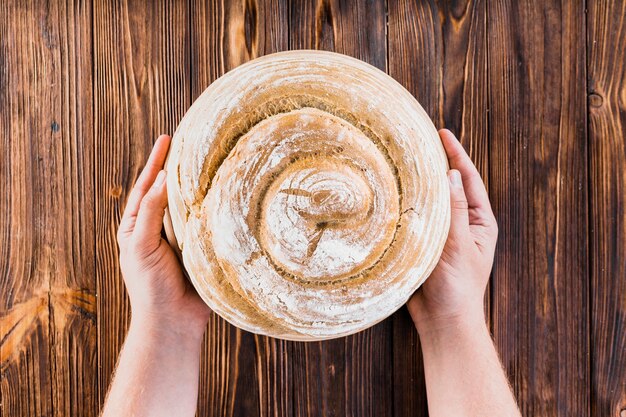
261;159;376;279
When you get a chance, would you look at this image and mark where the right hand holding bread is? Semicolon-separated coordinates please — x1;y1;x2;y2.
407;129;499;335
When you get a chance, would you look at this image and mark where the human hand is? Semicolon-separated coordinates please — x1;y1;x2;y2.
407;129;498;335
117;135;211;337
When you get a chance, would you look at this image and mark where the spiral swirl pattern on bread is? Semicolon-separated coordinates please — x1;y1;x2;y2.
164;50;450;341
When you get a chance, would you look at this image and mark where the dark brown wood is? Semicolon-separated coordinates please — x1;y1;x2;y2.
588;0;626;415
2;1;625;416
386;2;440;415
92;0;191;407
488;1;590;416
387;2;489;415
0;1;96;416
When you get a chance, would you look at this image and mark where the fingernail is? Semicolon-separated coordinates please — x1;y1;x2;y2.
154;170;166;187
449;170;462;187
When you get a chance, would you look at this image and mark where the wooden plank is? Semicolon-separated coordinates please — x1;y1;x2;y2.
289;1;391;416
487;1;589;416
387;3;439;415
387;1;488;415
190;0;289;98
92;0;191;408
289;0;386;70
189;1;290;416
0;1;96;416
587;0;626;415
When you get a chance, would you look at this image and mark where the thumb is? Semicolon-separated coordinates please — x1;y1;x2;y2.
133;170;168;253
447;169;470;239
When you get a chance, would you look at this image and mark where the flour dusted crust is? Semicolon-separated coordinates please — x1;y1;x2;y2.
164;50;450;341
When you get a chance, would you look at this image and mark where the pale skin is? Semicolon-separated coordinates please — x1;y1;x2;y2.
102;130;521;417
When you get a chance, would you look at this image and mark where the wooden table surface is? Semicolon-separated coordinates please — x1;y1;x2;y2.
2;0;625;416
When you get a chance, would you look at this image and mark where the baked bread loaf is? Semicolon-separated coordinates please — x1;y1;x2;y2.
164;50;450;341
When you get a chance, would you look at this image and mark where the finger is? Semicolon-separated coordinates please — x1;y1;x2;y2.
447;169;470;239
116;216;136;247
121;135;172;223
439;129;495;224
133;170;168;253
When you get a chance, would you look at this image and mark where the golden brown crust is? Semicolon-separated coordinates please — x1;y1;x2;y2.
165;50;450;341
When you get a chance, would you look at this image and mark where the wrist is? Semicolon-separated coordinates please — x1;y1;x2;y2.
129;311;207;346
415;306;488;340
416;313;496;373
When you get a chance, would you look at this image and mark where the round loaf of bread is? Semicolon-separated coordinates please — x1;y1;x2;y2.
164;50;450;341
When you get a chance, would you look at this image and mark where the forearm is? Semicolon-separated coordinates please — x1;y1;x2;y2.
418;315;520;417
101;316;205;417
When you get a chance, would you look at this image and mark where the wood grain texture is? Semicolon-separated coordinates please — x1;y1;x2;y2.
488;1;590;416
1;1;97;416
387;1;489;415
92;0;190;406
386;2;439;415
588;0;626;415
